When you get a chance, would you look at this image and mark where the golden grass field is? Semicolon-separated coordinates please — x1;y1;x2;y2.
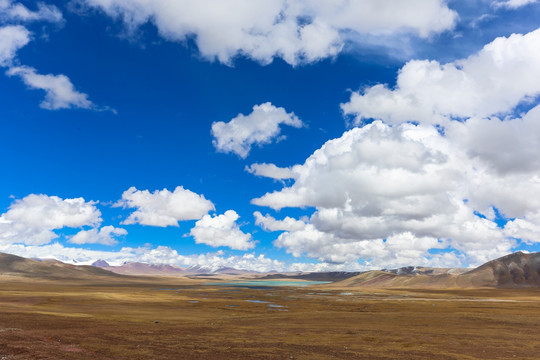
1;275;540;359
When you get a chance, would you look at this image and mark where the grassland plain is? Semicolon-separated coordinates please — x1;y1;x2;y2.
1;275;540;359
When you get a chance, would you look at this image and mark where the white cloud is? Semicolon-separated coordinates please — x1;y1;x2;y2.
342;28;540;126
212;102;303;158
0;7;105;112
274;226;460;268
305;28;540;267
253;121;458;211
6;66;96;110
0;4;105;112
0;241;453;273
504;212;540;244
118;186;215;227
245;163;298;180
0;238;462;272
446;105;540;176
69;225;127;246
0;0;63;23
0;243;288;272
176;250;281;272
0;25;29;66
251;118;538;267
492;0;539;9
189;210;255;250
0;194;102;246
254;211;306;232
81;0;456;65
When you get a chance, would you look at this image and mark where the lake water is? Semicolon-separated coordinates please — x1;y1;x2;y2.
203;280;332;287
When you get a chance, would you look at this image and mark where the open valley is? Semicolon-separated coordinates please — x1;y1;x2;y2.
1;275;540;359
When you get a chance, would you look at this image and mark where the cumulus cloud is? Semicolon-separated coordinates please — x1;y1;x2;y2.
212;102;303;158
0;0;63;23
0;243;289;272
0;194;102;246
307;27;540;267
504;212;540;244
0;25;29;66
274;225;459;267
342;28;540;126
245;163;298;180
251;117;539;267
118;186;215;227
6;66;96;110
0;237;462;272
175;250;281;272
254;211;306;232
189;210;255;250
446;105;540;176
69;225;127;246
81;0;456;65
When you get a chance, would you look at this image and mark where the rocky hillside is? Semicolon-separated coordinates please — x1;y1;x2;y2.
458;251;540;287
332;252;540;289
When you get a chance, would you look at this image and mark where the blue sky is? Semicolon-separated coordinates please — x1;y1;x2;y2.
1;0;540;271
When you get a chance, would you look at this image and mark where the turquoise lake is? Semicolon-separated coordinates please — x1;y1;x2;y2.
203;280;332;287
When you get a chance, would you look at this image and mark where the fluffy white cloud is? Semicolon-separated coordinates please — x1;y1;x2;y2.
251;117;539;267
446;105;540;176
492;0;539;9
254;211;306;232
6;66;95;110
295;28;540;267
81;0;456;65
0;194;102;246
174;250;282;272
0;243;288;272
245;163;298;180
69;225;127;246
0;0;63;23
0;25;29;66
118;186;215;227
342;28;540;126
189;210;254;250
0;239;463;272
253;121;458;211
212;102;303;158
504;212;540;244
275;225;461;268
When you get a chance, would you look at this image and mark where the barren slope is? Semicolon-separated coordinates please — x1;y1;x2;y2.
458;251;540;287
332;252;540;289
0;252;121;279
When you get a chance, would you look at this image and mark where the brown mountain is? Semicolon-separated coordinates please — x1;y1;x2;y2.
458;251;540;287
332;252;540;289
0;252;121;279
95;262;187;276
3;251;540;287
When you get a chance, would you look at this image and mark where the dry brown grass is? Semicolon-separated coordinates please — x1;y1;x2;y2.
1;275;540;359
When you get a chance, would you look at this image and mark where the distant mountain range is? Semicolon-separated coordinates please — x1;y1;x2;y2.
2;251;540;288
330;252;540;288
0;252;121;279
90;260;259;276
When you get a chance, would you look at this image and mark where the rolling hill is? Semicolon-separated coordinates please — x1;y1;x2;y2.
0;252;122;279
331;252;540;288
458;251;540;287
2;251;540;288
